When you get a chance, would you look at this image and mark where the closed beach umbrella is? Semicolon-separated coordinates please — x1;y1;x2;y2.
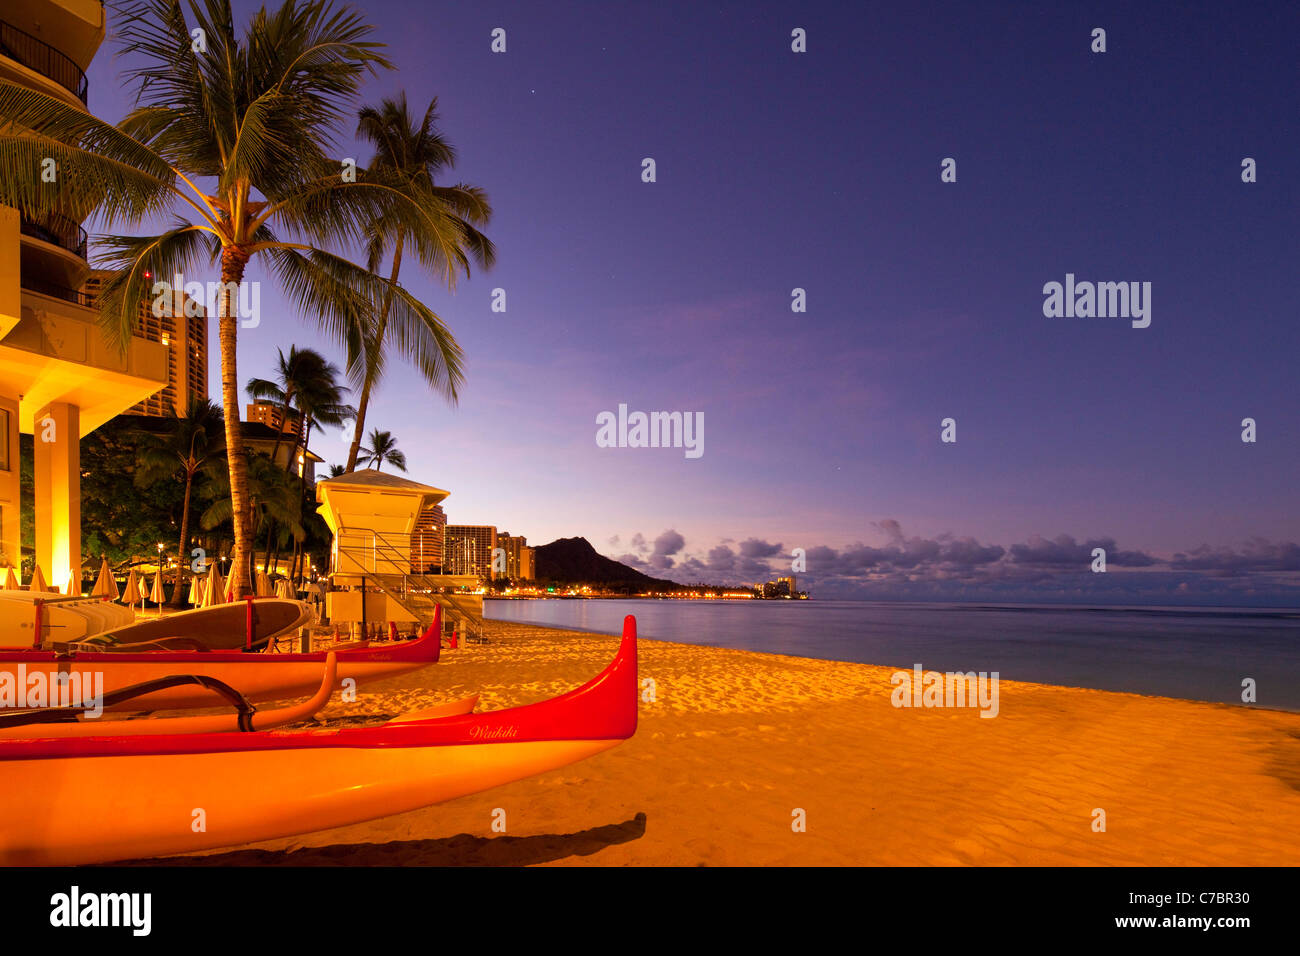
204;563;227;607
187;574;206;606
149;567;167;607
121;569;142;608
2;567;17;591
66;572;79;597
276;577;294;599
29;565;48;593
256;569;273;597
90;557;118;600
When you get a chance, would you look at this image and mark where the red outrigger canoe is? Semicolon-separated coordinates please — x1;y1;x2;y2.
0;606;443;711
0;616;639;866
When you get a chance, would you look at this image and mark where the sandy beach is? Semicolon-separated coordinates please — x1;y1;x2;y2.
133;620;1300;866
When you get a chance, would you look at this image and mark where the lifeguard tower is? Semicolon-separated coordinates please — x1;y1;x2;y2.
315;470;484;640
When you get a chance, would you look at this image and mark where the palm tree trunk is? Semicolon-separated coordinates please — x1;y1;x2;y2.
344;383;372;473
219;247;253;599
345;238;404;472
297;423;314;492
170;468;194;607
292;423;314;584
286;433;302;476
267;387;294;466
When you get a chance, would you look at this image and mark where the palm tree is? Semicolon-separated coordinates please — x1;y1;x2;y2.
344;93;494;472
0;0;466;596
199;452;305;562
358;428;406;471
247;346;351;580
133;399;224;606
327;464;347;478
246;346;312;467
289;360;351;579
247;346;352;474
289;369;353;481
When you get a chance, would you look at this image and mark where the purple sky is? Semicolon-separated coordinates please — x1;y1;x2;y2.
85;1;1300;603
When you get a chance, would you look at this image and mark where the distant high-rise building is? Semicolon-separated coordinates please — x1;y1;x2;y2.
245;401;302;436
759;575;798;598
445;525;497;579
520;546;536;581
81;269;208;417
496;532;535;580
411;503;447;572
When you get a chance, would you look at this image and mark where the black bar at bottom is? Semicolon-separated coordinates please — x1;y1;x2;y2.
0;865;1284;943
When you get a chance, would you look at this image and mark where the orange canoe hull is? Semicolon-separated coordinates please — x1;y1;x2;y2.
0;737;619;865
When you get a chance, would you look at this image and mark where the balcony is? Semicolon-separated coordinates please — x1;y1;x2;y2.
17;209;90;294
0;17;89;105
2;284;169;435
19;211;87;261
18;275;92;308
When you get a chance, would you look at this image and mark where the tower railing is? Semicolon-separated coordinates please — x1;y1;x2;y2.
331;527;485;640
0;18;89;104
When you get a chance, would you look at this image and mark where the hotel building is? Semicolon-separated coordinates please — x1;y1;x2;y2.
81;269;208;417
410;502;446;573
239;420;322;482
444;524;497;579
0;1;168;585
245;400;302;437
242;403;318;480
496;532;536;581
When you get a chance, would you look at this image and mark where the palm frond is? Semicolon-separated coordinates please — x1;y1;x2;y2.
246;377;288;403
264;245;463;401
260;243;367;367
0;83;179;225
91;225;222;347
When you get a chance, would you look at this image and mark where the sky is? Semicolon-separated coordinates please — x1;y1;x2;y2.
82;0;1300;603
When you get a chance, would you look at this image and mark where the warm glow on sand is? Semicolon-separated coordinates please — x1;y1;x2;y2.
153;621;1300;867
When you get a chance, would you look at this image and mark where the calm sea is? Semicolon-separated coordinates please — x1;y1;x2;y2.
485;599;1300;711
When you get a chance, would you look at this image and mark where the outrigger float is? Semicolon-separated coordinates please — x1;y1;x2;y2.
0;616;639;866
0;653;341;739
0;604;443;711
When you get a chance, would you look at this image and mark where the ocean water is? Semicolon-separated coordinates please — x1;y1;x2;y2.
485;599;1300;711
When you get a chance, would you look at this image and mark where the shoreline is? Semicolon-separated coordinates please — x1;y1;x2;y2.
483;612;1300;715
126;619;1300;866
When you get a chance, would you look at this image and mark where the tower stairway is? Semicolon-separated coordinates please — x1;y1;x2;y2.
332;529;485;641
